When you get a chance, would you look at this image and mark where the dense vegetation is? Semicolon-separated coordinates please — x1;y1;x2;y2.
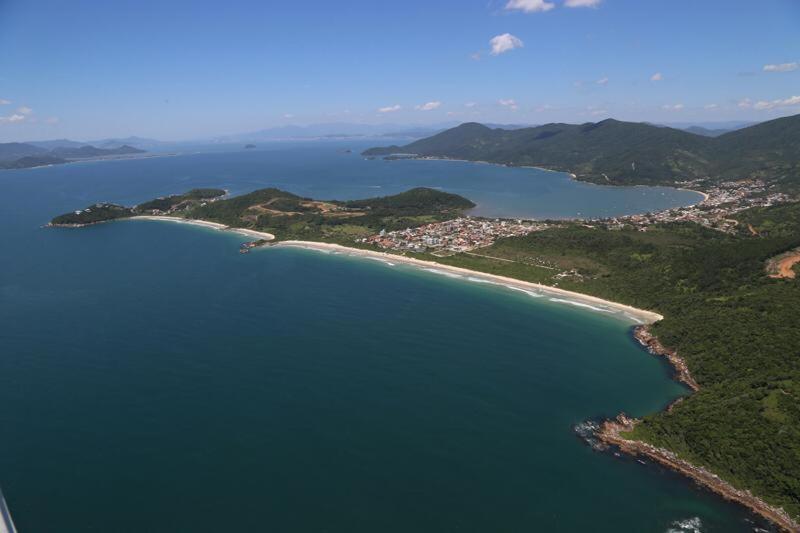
50;204;134;225
430;205;800;520
344;187;475;213
189;186;475;241
50;189;226;225
364;114;800;189
135;188;226;211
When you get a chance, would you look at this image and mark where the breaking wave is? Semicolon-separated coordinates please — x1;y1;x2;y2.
423;268;463;279
549;298;613;313
507;286;544;298
667;517;702;533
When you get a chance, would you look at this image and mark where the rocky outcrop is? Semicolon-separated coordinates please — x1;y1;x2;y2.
597;414;799;532
633;325;699;391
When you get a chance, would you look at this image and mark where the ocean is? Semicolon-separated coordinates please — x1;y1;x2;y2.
0;142;771;532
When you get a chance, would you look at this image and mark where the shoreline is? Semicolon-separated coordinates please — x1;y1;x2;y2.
597;414;800;533
273;240;664;324
129;216;276;241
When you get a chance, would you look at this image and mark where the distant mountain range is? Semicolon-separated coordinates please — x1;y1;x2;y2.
0;141;145;170
364;114;800;188
656;121;756;138
211;122;467;143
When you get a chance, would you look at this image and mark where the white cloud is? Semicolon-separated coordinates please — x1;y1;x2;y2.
498;98;518;110
283;113;294;119
378;104;402;113
704;103;719;110
738;98;753;109
45;116;60;124
0;99;10;105
661;103;684;111
0;114;26;123
763;62;798;73
464;102;477;108
650;72;663;81
565;0;601;7
505;0;554;13
470;52;481;61
752;95;800;110
415;101;442;111
490;33;524;56
596;76;609;85
17;106;32;115
590;109;608;116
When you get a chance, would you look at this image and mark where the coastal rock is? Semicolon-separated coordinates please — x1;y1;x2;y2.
594;414;799;532
633;325;700;391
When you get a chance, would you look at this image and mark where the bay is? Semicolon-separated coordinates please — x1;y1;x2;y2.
0;143;768;532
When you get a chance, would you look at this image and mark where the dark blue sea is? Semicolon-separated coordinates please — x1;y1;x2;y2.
0;142;770;532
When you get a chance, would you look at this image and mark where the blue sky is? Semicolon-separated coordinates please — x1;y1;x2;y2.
1;0;799;141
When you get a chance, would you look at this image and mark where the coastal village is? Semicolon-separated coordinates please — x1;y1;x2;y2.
357;178;795;255
359;217;548;254
597;178;793;233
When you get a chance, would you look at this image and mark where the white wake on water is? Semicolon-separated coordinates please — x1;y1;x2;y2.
666;517;702;533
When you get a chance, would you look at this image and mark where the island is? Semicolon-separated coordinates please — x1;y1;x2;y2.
0;142;146;170
50;119;800;531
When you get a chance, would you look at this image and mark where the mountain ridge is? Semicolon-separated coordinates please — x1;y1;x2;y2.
364;114;800;188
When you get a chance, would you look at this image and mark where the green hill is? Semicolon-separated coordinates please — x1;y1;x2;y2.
364;114;800;188
52;187;475;242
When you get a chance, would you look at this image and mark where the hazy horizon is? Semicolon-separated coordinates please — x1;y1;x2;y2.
5;116;780;146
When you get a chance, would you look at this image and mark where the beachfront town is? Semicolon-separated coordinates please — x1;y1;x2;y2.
357;179;795;254
359;217;548;254
596;179;793;233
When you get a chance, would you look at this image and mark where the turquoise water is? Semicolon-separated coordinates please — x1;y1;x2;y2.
0;144;770;531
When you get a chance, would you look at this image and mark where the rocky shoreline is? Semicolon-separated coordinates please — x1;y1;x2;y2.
632;325;699;391
597;414;799;532
592;326;798;531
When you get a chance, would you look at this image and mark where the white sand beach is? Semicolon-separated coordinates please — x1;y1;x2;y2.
276;240;664;325
130;216;276;241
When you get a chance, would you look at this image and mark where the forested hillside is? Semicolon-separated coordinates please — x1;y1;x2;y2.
364;114;800;189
